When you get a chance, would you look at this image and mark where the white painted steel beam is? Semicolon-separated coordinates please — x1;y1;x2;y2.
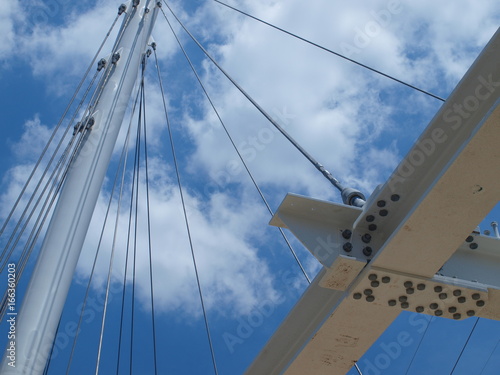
0;2;160;374
245;27;500;375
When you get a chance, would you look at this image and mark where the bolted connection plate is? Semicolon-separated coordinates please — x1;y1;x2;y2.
350;267;489;320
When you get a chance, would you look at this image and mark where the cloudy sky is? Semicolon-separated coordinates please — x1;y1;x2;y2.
1;0;500;374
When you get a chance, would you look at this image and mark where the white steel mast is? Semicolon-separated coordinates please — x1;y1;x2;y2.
1;1;160;373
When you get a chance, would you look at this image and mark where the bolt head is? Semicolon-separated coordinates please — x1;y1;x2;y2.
476;300;485;307
417;283;426;291
416;306;424;313
366;215;375;223
472;293;481;300
453;313;461;320
391;194;400;202
439;293;448;300
353;293;362;300
377;200;386;207
401;302;409;309
453;290;462;297
458;297;466;303
366;295;375;302
404;281;413;288
435;310;443;316
430;303;438;310
364;289;373;296
448;307;457;313
388;300;397;307
379;209;389;217
434;286;443;293
363;247;373;256
342;229;352;239
382;276;391;283
343;242;353;252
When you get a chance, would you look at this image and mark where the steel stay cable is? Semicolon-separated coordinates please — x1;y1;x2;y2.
0;11;122;242
479;335;500;374
0;67;102;268
64;104;134;374
94;103;136;375
116;108;141;375
0;128;82;274
0;130;88;321
157;19;311;284
140;57;159;375
403;316;434;375
162;1;347;196
212;0;446;102
450;317;480;374
128;83;143;374
154;44;220;375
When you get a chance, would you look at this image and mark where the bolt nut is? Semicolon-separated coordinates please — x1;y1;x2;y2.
453;290;462;297
476;300;485;307
382;276;391;283
448;307;457;313
368;274;377;281
439;293;448;300
404;281;413;288
366;215;375;223
342;229;352;239
467;310;476;317
399;296;408;303
368;224;378;231
458;297;466;303
406;288;415;295
343;242;353;252
391;194;400;202
371;281;380;288
377;200;386;207
353;293;362;300
416;306;424;313
379;209;389;217
388;300;397;307
434;286;443;293
472;293;481;300
453;313;461;320
430;303;438;310
364;289;373;296
366;295;375;302
401;302;409;309
363;247;373;256
417;283;426;291
435;310;443;316
362;233;372;243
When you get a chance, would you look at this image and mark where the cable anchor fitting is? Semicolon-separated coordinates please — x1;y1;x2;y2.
97;58;107;71
112;53;121;65
118;4;127;15
341;187;366;208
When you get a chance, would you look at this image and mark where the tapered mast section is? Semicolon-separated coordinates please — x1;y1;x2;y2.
1;2;160;374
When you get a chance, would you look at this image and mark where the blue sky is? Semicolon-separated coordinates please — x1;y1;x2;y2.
1;0;500;374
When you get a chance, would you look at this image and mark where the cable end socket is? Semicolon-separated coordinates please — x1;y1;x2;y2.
341;187;366;207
